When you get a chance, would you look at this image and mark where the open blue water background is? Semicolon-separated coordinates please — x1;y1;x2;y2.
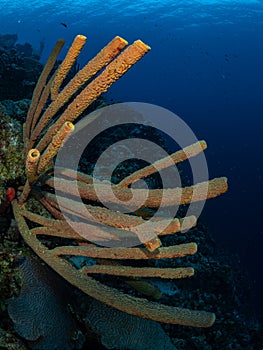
0;0;262;317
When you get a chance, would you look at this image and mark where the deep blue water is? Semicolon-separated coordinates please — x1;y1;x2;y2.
1;0;263;318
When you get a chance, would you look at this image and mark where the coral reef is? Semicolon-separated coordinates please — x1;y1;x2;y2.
0;34;43;101
0;33;262;349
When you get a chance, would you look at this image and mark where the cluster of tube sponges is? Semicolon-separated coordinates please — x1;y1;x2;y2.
12;34;228;329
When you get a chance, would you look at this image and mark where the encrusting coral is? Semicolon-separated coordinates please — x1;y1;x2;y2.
11;34;228;329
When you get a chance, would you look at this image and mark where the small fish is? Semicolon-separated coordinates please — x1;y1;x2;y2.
60;22;68;28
